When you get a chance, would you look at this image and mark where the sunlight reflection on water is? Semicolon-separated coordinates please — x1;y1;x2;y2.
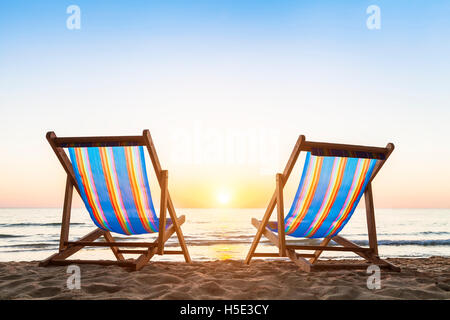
0;208;449;262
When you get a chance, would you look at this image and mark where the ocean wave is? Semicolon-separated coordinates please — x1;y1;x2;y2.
345;231;450;237
179;239;450;247
352;239;450;246
184;239;256;246
0;243;57;249
0;222;85;227
0;234;25;238
0;248;56;253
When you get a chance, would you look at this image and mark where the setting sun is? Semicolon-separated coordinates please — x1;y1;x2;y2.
216;190;231;205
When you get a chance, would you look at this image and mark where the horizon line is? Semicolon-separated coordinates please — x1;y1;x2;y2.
1;206;449;210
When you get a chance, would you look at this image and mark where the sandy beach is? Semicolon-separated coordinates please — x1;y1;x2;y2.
0;257;449;300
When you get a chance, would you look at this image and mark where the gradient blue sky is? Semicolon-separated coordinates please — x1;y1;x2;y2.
1;1;449;208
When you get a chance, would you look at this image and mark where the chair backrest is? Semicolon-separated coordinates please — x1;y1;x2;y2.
284;152;379;238
68;146;158;235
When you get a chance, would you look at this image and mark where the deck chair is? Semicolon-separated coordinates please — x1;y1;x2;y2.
245;135;400;272
40;130;191;271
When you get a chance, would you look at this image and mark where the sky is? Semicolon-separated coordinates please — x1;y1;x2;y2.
0;0;449;208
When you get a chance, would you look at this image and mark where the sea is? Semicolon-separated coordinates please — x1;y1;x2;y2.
0;208;449;262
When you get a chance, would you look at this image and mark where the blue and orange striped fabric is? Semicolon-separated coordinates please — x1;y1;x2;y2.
281;152;378;238
68;146;159;235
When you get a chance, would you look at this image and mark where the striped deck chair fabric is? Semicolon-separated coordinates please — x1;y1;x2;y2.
69;146;160;235
276;152;379;239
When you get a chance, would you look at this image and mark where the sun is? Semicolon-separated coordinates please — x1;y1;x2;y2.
216;190;231;205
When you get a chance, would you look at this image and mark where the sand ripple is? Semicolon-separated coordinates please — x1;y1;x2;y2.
0;257;449;300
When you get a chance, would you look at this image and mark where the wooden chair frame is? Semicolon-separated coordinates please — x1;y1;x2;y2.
245;135;400;272
39;130;191;271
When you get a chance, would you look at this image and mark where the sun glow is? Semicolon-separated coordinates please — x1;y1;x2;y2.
216;190;231;205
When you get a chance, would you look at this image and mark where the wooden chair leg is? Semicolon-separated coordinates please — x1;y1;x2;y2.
276;173;286;257
245;194;277;264
103;231;125;261
332;235;400;272
251;218;281;247
40;228;104;266
287;249;312;272
158;170;168;255
167;198;191;263
134;248;158;271
59;176;73;252
132;216;181;270
309;237;331;264
332;235;372;260
365;183;379;256
246;136;305;264
143;130;191;263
